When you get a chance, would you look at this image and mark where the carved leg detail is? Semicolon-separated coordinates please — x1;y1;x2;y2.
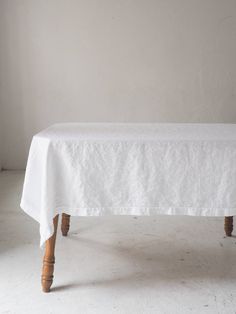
41;214;59;292
224;216;233;237
61;213;70;236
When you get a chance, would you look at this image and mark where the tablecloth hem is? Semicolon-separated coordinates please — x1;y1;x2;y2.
21;201;236;248
55;206;236;218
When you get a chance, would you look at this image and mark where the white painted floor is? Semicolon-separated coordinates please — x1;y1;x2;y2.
0;171;236;314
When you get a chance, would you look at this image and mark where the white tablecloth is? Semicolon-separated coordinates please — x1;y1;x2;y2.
20;123;236;247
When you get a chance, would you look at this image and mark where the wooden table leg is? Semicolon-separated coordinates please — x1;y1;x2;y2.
41;214;59;292
224;216;233;237
61;213;70;236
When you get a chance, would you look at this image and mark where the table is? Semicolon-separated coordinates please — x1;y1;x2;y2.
20;123;236;292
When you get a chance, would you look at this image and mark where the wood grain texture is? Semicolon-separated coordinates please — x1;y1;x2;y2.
224;216;233;237
41;214;59;292
61;213;70;236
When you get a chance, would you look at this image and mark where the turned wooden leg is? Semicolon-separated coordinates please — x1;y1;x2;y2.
61;213;70;236
41;214;59;293
224;216;233;237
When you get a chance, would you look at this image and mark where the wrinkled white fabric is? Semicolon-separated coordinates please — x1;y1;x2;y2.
20;123;236;247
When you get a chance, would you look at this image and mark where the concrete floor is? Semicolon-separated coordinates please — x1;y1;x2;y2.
0;171;236;314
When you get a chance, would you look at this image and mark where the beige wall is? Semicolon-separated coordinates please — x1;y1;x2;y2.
0;0;236;169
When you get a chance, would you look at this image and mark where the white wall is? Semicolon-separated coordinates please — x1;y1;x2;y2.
0;107;1;171
0;118;2;171
0;114;2;171
0;18;2;172
0;1;3;171
0;0;236;169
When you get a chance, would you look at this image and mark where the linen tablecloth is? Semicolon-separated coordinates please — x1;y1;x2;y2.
20;123;236;247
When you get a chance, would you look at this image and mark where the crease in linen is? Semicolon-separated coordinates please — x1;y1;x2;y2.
20;123;236;248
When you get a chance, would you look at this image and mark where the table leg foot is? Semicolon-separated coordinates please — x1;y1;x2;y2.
41;257;55;292
41;214;59;293
61;213;70;236
224;216;233;237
